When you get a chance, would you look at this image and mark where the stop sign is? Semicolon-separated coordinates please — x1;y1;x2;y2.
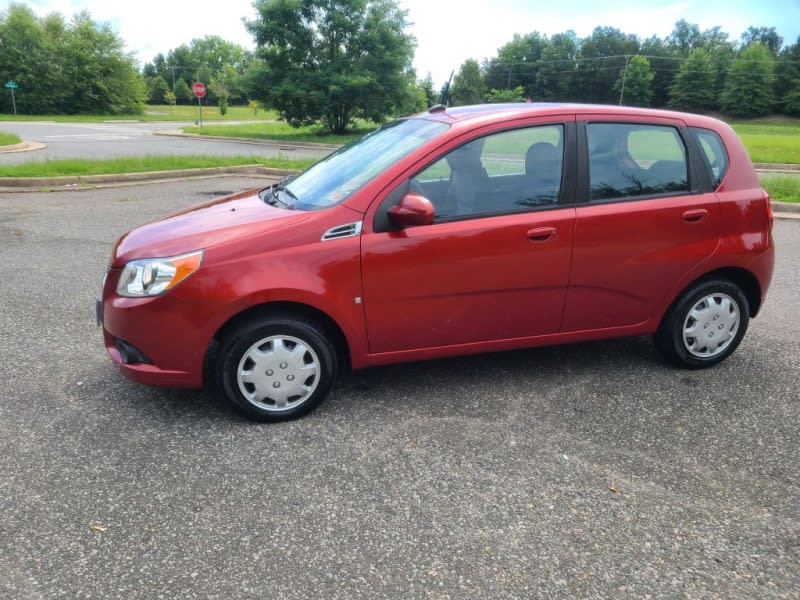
192;82;207;98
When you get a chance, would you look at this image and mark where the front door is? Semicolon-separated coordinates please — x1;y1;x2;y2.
361;122;577;355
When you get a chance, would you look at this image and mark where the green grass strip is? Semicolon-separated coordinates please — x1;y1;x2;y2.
0;155;315;178
182;122;368;145
0;131;22;146
0;105;276;124
762;176;800;203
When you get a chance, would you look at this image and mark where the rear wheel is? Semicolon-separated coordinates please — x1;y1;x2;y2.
218;315;338;421
655;279;749;369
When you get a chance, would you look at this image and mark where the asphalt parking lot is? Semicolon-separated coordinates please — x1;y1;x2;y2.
1;177;798;599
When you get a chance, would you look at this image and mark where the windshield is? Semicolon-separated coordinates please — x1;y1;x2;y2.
282;118;449;211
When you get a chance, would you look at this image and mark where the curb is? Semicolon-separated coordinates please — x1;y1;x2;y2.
754;163;800;172
0;141;47;154
0;165;296;192
152;129;343;152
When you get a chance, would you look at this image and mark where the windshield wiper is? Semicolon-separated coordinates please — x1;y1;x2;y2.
264;175;298;210
280;184;299;207
262;176;296;209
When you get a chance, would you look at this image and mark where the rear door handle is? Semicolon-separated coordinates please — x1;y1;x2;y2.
526;226;557;242
682;209;708;223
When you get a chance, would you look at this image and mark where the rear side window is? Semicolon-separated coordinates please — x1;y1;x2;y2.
588;123;689;201
690;127;729;189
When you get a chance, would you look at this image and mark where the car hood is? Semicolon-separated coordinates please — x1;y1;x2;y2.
112;188;312;266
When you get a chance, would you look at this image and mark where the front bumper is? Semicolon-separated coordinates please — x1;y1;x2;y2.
97;276;208;388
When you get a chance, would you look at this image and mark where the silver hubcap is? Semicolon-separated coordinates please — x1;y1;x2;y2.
682;292;740;358
237;335;320;412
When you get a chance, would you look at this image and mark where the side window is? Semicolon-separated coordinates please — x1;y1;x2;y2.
690;127;729;188
588;123;689;201
413;124;564;220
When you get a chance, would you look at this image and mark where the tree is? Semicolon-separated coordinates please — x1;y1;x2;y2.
741;26;783;55
58;11;145;114
573;27;640;104
775;37;800;114
246;0;415;133
147;75;170;104
615;55;654;106
174;78;193;104
640;35;675;107
164;90;177;115
483;32;548;97
536;31;578;101
668;48;717;112
720;43;775;117
418;73;436;107
485;86;526;103
451;59;486;106
783;79;800;116
666;19;703;54
0;4;144;115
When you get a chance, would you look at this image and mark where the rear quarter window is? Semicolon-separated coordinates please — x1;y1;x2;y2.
690;127;729;189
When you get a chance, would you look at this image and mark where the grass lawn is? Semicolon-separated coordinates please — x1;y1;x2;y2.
0;155;315;178
731;120;800;165
762;176;800;203
183;121;370;145
0;104;275;123
0;131;22;146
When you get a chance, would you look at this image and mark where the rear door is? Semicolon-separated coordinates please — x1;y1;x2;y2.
562;116;720;332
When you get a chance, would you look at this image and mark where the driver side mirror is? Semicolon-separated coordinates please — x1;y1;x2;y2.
387;194;435;228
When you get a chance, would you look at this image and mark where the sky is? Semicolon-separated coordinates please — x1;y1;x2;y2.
8;0;800;87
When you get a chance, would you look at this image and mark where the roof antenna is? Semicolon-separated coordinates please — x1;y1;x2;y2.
439;70;454;107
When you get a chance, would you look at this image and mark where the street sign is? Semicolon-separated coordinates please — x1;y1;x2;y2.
192;82;206;98
5;80;18;115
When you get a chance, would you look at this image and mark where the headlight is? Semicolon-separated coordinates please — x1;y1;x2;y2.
116;250;204;298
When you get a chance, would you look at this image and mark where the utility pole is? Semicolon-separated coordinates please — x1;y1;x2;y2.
618;54;631;105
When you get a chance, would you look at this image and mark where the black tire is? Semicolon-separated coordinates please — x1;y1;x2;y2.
217;315;338;422
655;279;750;369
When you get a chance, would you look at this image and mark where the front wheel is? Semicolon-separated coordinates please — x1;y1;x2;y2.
655;280;750;369
218;315;338;422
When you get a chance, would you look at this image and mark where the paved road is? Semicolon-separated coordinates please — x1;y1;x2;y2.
1;178;798;598
0;121;331;164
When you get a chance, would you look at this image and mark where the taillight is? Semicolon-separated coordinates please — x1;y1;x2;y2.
762;189;774;231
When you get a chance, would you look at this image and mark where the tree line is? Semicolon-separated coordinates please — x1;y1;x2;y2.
2;1;799;128
449;22;800;117
0;3;144;114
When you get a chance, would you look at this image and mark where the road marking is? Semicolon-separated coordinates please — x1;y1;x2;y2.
43;134;134;140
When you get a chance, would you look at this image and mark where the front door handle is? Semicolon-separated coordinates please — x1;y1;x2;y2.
527;226;557;242
682;209;708;223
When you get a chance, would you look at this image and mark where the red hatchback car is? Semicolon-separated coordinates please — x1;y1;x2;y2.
99;104;775;421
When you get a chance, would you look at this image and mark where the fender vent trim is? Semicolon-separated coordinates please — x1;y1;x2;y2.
322;221;363;241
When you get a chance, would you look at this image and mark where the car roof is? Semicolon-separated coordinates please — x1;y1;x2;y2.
417;103;724;130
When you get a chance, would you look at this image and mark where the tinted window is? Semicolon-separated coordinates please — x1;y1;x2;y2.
413;124;564;219
690;127;729;188
588;123;689;201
